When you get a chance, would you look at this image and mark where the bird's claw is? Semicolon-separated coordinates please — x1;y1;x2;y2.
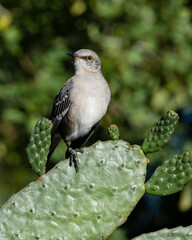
76;148;84;154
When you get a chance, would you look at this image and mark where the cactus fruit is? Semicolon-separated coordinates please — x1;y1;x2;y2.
146;150;192;196
26;118;52;176
108;124;120;140
132;225;192;240
0;140;147;240
142;110;179;154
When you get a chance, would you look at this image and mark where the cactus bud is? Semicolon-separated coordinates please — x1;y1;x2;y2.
108;124;119;140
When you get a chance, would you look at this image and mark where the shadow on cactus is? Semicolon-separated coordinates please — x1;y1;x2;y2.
0;110;191;239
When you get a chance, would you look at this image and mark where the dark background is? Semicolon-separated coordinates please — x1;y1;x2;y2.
0;0;192;239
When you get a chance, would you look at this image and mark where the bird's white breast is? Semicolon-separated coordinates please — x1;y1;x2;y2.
66;73;110;141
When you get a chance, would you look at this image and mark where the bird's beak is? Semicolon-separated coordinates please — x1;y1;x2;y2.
67;52;75;58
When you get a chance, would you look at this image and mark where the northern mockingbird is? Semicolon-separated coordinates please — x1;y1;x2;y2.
48;49;111;171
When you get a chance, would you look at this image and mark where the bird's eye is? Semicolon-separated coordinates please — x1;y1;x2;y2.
87;55;93;61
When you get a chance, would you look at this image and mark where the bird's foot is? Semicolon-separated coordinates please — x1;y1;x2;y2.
76;148;84;154
68;147;79;172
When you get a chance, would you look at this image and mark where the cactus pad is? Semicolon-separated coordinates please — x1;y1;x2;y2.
26;118;52;176
108;124;120;140
146;150;192;196
132;225;192;240
0;140;147;240
142;110;179;154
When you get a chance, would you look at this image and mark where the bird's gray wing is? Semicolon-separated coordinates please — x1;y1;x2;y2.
50;79;73;136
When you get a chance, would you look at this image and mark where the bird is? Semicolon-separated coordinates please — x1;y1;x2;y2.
47;49;111;171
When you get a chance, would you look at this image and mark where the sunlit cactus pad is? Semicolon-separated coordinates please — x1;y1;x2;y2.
26;118;52;175
108;124;120;140
132;225;192;240
146;150;192;196
0;140;147;240
142;110;179;154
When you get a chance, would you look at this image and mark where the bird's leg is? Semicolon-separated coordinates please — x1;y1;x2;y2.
64;140;79;172
68;147;79;172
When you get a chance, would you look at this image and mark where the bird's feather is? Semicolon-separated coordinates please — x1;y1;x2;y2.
50;79;73;136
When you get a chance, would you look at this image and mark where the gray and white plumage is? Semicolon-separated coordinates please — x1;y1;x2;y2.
48;49;111;171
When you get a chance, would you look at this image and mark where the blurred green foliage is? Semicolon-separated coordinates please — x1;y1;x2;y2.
0;0;192;236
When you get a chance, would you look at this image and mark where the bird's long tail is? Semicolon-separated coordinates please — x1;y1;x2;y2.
47;134;61;164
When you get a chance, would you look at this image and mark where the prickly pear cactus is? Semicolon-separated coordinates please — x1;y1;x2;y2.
108;228;127;240
132;225;192;240
26;118;52;176
142;110;179;154
146;150;192;196
108;124;119;140
0;140;147;240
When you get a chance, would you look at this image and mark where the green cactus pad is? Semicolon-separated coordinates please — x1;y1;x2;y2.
0;140;147;240
132;225;192;240
142;110;179;154
26;118;52;176
146;150;192;196
108;124;120;140
108;228;127;240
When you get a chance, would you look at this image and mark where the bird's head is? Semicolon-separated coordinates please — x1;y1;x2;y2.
67;49;101;74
